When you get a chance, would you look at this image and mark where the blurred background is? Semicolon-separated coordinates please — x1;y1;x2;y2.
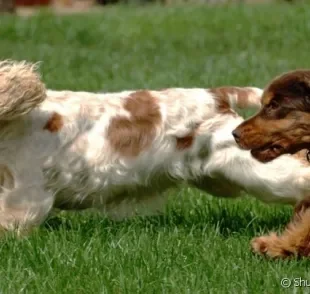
0;0;297;15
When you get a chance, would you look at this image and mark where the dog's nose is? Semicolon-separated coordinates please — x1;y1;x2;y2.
232;129;241;142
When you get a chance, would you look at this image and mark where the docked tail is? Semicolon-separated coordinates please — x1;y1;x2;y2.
0;60;46;120
209;86;263;117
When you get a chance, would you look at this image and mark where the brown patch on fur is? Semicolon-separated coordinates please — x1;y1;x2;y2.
233;70;310;162
228;87;256;109
209;87;236;115
176;135;194;150
209;87;258;115
44;112;64;133
107;91;161;157
252;202;310;259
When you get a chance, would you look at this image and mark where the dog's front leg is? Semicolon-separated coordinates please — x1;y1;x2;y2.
251;197;310;259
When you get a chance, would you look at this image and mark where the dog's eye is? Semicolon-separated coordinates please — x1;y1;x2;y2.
269;100;279;110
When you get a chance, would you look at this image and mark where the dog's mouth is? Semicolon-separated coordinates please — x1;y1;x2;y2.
251;143;286;163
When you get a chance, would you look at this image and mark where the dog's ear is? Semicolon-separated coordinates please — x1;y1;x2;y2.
288;81;310;110
288;81;310;97
277;78;310;110
269;70;310;97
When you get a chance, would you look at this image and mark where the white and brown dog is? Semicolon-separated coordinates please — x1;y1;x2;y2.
2;60;310;235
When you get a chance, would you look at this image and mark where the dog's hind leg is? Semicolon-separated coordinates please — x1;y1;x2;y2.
0;186;54;237
251;200;310;259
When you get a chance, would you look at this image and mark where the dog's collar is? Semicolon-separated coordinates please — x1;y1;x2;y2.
307;150;310;162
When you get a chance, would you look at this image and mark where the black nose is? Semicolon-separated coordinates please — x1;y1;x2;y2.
232;129;240;141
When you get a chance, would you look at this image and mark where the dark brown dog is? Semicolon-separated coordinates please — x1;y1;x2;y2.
233;70;310;162
232;70;310;259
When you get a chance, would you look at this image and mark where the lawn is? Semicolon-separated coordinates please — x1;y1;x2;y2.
1;3;310;293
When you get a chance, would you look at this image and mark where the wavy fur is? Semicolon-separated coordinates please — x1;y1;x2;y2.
0;60;46;120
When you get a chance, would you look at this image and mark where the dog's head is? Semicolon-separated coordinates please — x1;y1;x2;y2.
233;70;310;162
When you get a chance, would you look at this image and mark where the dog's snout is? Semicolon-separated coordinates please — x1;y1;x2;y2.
232;129;241;142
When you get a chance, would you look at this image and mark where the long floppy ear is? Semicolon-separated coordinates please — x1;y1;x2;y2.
267;70;310;110
284;80;310;110
287;80;310;97
278;88;310;112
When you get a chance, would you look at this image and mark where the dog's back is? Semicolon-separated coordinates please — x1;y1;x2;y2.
40;87;262;185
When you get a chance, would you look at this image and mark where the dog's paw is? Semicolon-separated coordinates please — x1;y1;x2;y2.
251;233;278;255
251;236;269;254
251;233;294;259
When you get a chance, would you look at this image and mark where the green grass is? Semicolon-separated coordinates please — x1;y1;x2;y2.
1;3;310;293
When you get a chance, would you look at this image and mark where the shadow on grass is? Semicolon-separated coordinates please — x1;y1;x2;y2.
43;199;293;238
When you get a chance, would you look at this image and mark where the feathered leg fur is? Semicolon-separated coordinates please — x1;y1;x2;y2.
252;197;310;258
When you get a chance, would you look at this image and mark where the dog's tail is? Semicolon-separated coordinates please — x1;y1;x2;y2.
0;60;46;120
209;86;263;116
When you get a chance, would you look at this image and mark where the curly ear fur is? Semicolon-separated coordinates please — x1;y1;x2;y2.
0;60;46;120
